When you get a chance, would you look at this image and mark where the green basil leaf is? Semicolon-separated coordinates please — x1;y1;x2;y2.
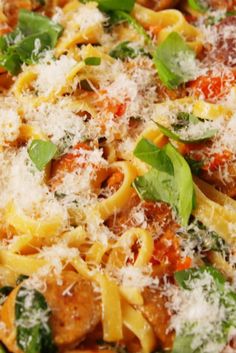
188;0;208;13
172;334;195;353
133;168;176;203
133;140;194;226
109;11;152;46
0;10;63;75
110;41;147;60
156;112;218;143
84;56;101;66
153;32;196;89
134;138;174;174
28;140;57;171
0;53;22;75
15;287;56;353
81;0;135;12
164;143;194;226
18;10;62;44
0;286;14;305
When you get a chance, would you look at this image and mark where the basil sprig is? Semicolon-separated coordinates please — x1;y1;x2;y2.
0;9;63;75
110;41;148;60
80;0;135;12
15;287;56;353
110;11;153;46
188;0;208;13
28;140;57;171
133;138;195;226
153;32;197;89
156;112;218;143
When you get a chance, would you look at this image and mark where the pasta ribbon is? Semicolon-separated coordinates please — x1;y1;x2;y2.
193;101;232;120
5;202;64;238
95;161;138;220
109;228;154;306
96;273;123;342
116;228;154;267
12;61;85;107
193;184;236;245
132;4;202;53
122;301;156;353
56;1;105;56
0;250;47;275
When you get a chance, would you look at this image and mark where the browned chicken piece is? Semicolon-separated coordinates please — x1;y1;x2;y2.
138;288;174;351
201;162;236;198
137;0;180;10
0;271;101;353
44;271;101;349
214;16;236;67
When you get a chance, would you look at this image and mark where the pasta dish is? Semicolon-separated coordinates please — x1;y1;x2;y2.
0;0;236;352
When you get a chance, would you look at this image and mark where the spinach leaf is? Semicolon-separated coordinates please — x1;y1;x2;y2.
156;112;218;143
0;10;63;75
15;287;56;353
109;11;152;46
0;286;14;305
172;334;195;353
81;0;135;12
28;140;57;171
175;266;225;291
173;266;236;353
110;41;147;60
133;139;194;226
153;32;196;89
16;274;29;285
185;219;229;255
188;0;208;13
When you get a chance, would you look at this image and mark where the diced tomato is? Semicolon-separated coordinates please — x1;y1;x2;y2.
107;171;124;188
151;228;192;276
176;256;192;271
202;149;232;172
115;102;127;117
52;142;91;175
188;72;235;102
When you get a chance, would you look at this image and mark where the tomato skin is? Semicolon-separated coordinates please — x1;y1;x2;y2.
188;74;235;102
52;142;91;175
176;256;192;272
202;150;232;172
151;230;192;276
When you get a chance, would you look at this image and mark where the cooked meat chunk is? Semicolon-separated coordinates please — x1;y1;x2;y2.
44;271;101;349
139;288;174;351
0;271;101;353
201;162;236;198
